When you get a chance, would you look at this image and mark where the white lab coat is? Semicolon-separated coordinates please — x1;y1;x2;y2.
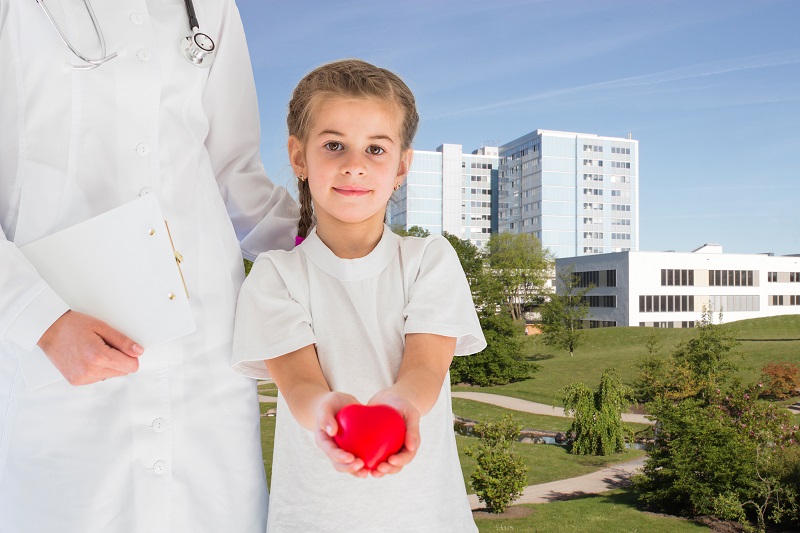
0;1;295;531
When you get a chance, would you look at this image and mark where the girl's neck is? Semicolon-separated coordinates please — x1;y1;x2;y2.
314;219;385;259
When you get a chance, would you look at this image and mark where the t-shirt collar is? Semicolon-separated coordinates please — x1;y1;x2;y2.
300;224;400;281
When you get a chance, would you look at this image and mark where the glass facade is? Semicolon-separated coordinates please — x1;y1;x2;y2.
498;130;639;258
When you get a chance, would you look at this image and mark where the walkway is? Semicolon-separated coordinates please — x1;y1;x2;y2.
452;391;654;425
468;456;645;509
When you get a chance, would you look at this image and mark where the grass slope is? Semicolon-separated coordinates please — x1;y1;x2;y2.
454;315;800;407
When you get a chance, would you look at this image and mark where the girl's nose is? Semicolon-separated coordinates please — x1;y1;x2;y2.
341;152;367;176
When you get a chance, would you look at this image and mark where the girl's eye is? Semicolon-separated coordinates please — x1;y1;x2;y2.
367;146;385;155
324;141;344;151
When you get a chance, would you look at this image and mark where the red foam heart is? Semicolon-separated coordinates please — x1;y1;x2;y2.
333;404;406;471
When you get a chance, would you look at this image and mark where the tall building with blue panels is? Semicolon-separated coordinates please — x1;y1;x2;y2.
498;130;639;258
389;144;498;249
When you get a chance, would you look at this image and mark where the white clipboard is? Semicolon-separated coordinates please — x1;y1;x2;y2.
20;194;196;350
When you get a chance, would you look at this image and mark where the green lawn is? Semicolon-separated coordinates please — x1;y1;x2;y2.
455;315;800;407
474;489;710;532
259;402;276;490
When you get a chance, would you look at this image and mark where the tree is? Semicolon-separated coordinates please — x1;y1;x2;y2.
392;225;430;238
633;331;669;404
442;232;537;386
449;312;537;386
664;306;740;404
465;416;528;513
539;266;592;357
561;368;635;455
761;362;800;400
485;233;553;322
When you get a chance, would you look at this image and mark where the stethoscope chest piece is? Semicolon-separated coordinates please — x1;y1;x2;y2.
180;30;215;68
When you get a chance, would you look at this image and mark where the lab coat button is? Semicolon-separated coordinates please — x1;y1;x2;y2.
151;418;166;432
139;187;154;196
136;142;150;156
130;13;143;25
152;460;167;475
137;49;151;62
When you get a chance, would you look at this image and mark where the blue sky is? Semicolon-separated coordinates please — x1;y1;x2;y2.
237;0;799;256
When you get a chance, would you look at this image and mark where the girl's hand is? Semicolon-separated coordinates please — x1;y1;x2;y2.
314;391;369;478
366;388;421;478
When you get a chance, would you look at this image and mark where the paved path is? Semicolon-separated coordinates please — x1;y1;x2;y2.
258;394;277;403
468;456;645;509
452;391;654;425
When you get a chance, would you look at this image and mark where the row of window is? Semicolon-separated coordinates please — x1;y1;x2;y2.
584;232;604;239
661;269;694;286
469;163;493;169
583;173;604;181
639;321;696;328
584;188;603;196
583;295;616;307
639;294;695;313
710;269;755;287
611;233;631;240
574;270;617;288
583;144;603;152
610;161;631;169
769;295;800;306
767;272;800;282
611;204;631;211
583;159;602;166
610;147;631;155
707;294;760;312
588;320;617;328
612;218;631;226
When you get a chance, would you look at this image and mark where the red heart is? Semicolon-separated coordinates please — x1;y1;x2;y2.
334;404;406;471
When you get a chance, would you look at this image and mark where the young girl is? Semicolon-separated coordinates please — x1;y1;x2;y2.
232;59;486;532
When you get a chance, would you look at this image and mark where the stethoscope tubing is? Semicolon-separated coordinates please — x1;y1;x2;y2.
34;0;117;70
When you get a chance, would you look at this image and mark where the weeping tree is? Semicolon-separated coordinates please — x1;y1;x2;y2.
561;368;635;456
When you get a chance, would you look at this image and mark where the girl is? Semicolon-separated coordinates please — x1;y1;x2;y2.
232;59;486;532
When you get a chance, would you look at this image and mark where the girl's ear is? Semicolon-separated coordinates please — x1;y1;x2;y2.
288;135;307;177
395;148;414;186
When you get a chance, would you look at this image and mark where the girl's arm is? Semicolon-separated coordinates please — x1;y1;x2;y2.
368;332;456;477
266;345;367;476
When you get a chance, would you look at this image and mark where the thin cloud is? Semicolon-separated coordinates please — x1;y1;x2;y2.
432;49;800;119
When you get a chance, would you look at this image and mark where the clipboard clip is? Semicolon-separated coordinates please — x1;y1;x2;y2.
163;220;190;300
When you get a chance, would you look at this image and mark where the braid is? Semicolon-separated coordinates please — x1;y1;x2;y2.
297;179;314;238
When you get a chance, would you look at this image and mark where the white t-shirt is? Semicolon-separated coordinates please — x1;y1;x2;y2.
233;225;486;533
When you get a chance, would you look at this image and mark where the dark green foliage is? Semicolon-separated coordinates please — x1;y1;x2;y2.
465;416;528;513
450;313;537;386
442;232;539;386
561;368;634;456
634;386;800;531
540;266;593;357
244;258;253;276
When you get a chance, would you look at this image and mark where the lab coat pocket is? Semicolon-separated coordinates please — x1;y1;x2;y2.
13;162;70;246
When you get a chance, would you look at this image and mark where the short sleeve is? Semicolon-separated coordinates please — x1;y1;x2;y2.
403;237;486;356
232;253;316;379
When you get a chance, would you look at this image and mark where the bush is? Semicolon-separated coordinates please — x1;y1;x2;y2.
634;386;800;531
465;416;528;513
449;313;537;386
761;362;800;400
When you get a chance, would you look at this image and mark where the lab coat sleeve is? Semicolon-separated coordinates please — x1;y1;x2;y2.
203;0;298;261
0;12;70;351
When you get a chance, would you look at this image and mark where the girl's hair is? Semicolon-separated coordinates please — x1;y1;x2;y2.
288;59;419;239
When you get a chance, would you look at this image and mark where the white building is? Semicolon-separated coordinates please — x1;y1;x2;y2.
389;144;498;249
556;244;800;328
498;130;640;258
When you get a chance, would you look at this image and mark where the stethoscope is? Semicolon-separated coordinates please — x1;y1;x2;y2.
34;0;216;69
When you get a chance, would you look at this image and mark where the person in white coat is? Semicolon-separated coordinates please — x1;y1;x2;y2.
0;1;296;531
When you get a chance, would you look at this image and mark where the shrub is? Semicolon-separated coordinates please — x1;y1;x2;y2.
465;416;528;513
761;362;800;400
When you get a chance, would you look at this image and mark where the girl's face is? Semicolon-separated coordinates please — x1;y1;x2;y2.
289;96;412;233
